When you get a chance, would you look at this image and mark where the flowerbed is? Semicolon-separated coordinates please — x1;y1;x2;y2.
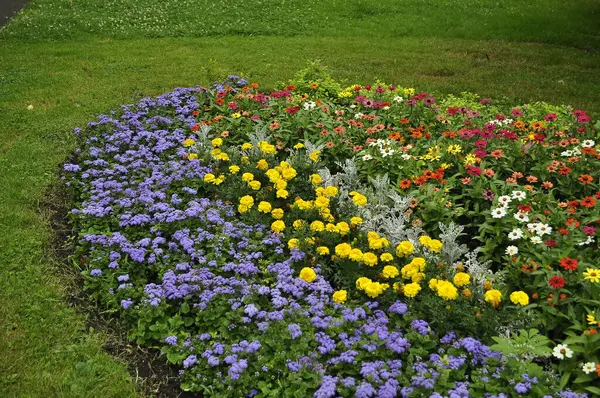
64;70;600;397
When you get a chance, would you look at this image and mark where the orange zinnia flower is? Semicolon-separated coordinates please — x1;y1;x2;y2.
578;174;593;184
581;196;597;208
399;179;412;189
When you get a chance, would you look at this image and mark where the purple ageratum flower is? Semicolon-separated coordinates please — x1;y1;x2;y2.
228;359;248;380
288;323;302;339
287;361;301;372
314;375;338;398
388;301;408;315
244;304;259;318
183;355;198;368
410;320;430;335
90;269;102;277
514;382;530;394
441;332;457;344
207;356;220;367
355;381;376;398
121;299;133;309
164;336;178;346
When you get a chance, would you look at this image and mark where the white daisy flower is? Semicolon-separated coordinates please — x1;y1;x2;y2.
362;154;373;161
393;96;403;103
491;207;507;219
380;147;395;157
552;344;573;360
514;212;529;222
303;101;316;111
582;362;596;374
581;140;595;148
354;112;364;119
505;246;519;256
530;236;542;244
508;229;523;240
497;195;512;207
561;150;574;157
511;191;526;201
536;224;552;236
350;104;357;109
401;154;412;160
573;147;582;155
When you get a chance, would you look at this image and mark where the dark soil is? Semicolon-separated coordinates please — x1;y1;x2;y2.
0;0;28;27
39;175;198;398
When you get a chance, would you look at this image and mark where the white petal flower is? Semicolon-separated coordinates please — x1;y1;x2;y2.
511;191;526;201
497;195;512;207
393;96;403;103
362;154;373;161
581;140;595;148
401;154;412;160
505;246;519;256
582;362;596;374
530;236;542;244
508;229;523;240
491;207;507;219
514;212;529;222
553;344;573;360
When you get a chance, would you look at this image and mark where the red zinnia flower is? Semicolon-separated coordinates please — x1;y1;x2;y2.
549;275;565;289
559;257;578;271
581;196;597;208
399;179;412;189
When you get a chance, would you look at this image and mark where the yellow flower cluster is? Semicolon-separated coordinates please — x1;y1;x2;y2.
299;267;316;283
484;289;502;307
332;290;347;304
509;291;529;306
258;141;276;154
349;191;368;207
203;173;225;185
429;279;458;300
396;240;414;257
184;138;196;147
419;236;443;252
211;148;230;161
238;195;254;213
356;277;389;298
367;232;390;249
453;272;471;287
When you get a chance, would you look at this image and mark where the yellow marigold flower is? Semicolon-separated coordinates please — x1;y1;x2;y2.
211;137;223;147
293;142;305;149
239;195;254;207
587;314;597;325
401;264;419;279
229;165;240;174
335;243;353;258
203;173;216;183
436;280;458;300
211;148;221;156
350;216;363;226
310;221;325;232
217;152;230;161
184;138;195;147
248;180;261;190
309;150;321;162
453;272;471;287
238;204;250;214
241;142;253;151
315;187;326;197
583;268;600;283
276;189;289;199
325;223;339;233
315;196;330;209
256;159;269;170
332;290;347;304
279;161;291;169
316;246;330;255
293;219;306;229
271;208;284;219
281;168;297;181
265;169;280;183
299;267;316;283
241;156;249;164
429;278;438;290
484;289;502;307
324;186;339;197
242;172;254;182
364;282;388;298
509;291;529;306
419;236;432;246
271;220;285;233
362;252;378;267
411;272;425;284
396;241;414;257
294;199;313;211
403;282;421;298
381;265;399;279
349;248;364;262
275;179;287;190
310;174;322;185
427;239;443;252
258;141;276;154
305;237;315;245
288;238;299;249
380;253;393;262
336;222;350;236
214;175;225;185
369;238;388;250
349;191;368;207
409;257;426;271
257;201;272;213
322;213;335;223
188;153;198;160
356;277;372;290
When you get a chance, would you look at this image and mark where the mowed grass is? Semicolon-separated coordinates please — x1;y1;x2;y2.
1;1;600;397
2;0;600;49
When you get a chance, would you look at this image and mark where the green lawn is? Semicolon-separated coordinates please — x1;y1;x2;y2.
1;1;600;397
